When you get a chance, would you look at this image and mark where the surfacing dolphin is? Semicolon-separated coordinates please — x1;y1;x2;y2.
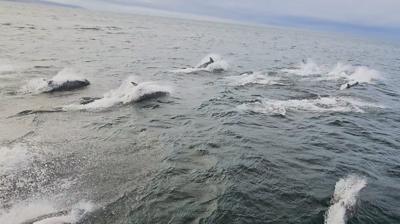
340;80;359;90
45;79;90;93
197;57;215;69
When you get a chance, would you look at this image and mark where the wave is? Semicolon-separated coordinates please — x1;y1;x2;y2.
172;54;229;73
20;68;87;94
283;60;382;89
224;71;283;86
64;76;171;111
325;175;367;224
237;96;384;116
0;200;94;224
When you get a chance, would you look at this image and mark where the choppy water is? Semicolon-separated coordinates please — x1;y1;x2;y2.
1;2;400;224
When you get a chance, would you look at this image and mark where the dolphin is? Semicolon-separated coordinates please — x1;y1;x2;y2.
45;79;90;93
340;80;359;90
198;57;215;69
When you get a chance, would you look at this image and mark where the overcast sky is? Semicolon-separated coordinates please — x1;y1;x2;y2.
44;0;400;38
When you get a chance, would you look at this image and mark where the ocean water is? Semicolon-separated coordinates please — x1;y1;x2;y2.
1;2;400;224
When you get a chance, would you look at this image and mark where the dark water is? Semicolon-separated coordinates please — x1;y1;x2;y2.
0;2;400;224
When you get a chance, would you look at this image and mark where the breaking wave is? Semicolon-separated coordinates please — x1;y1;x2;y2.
64;76;171;110
325;175;367;224
237;96;384;116
224;71;283;86
20;68;87;94
172;54;229;73
0;200;94;224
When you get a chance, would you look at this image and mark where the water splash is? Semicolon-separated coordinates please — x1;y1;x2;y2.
172;54;229;73
20;68;87;94
64;76;171;110
283;60;382;89
325;175;367;224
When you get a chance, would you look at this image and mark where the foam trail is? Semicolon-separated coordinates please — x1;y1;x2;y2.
0;200;94;224
224;72;282;86
237;96;384;115
172;54;228;73
325;175;367;224
64;76;171;111
20;68;87;94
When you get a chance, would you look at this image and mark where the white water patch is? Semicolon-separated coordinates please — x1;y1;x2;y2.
64;76;171;110
325;175;367;224
282;59;322;76
20;68;87;94
0;200;94;224
224;72;282;86
172;54;229;73
238;96;384;115
0;144;35;176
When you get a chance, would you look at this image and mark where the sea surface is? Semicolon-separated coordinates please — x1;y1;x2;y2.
0;2;400;224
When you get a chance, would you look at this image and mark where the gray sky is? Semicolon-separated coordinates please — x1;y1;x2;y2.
44;0;400;37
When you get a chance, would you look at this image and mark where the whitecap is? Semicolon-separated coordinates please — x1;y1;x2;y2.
325;175;367;224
